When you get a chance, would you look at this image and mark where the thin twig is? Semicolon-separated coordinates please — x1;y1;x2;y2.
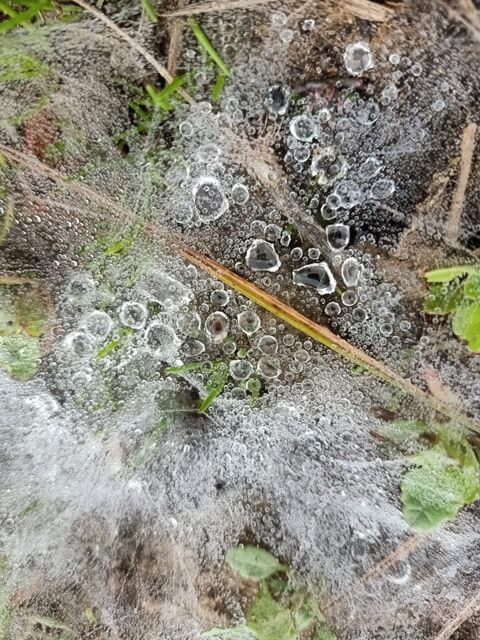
162;0;276;17
70;0;193;104
167;0;186;75
435;591;480;640
342;0;395;22
179;246;480;434
445;122;477;246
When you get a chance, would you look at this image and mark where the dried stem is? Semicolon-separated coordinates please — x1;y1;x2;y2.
163;0;276;17
445;122;478;246
435;591;480;640
70;0;193;104
342;0;395;22
179;246;480;434
167;0;186;75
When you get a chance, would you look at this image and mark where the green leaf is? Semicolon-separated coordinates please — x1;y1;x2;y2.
424;265;480;283
464;273;480;300
423;282;464;315
13;287;50;337
451;302;480;352
401;443;480;532
202;626;257;639
246;584;296;640
199;362;229;413
188;17;230;77
313;626;337;640
211;73;227;101
381;419;426;444
165;361;204;375
140;0;158;23
226;546;286;581
0;334;41;380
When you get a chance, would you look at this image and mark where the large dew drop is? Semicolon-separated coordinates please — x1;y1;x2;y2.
344;41;373;76
245;239;281;272
326;224;350;251
341;257;362;287
292;262;336;295
289;113;316;142
193;177;229;222
205;311;230;342
144;322;179;362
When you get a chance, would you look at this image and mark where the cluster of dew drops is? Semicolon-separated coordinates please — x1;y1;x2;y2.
57;31;446;403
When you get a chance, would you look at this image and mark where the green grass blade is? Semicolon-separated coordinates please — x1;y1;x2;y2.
188;16;230;77
211;73;227;101
0;0;52;33
140;0;158;23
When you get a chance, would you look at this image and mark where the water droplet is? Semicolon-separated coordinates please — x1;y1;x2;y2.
325;301;341;316
264;224;282;241
195;143;221;164
265;84;290;116
205;311;230;342
358;157;382;180
289;114;316;142
308;247;321;260
174;202;194;224
119;302;147;330
311;146;347;186
210;289;230;307
84;310;113;341
193;177;229;222
246;239;281;272
145;322;179;361
341;257;361;287
182;338;205;357
179;121;193;137
258;335;278;355
290;247;303;261
176;311;201;334
344;41;373;76
293;262;336;295
370;178;395;200
231;183;249;204
257;356;281;379
229;359;253;381
357;99;380;126
342;290;358;306
326;224;350;251
66;274;95;302
238;310;261;336
64;331;95;358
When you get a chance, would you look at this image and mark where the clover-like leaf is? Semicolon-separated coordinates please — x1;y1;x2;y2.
0;334;42;380
401;443;480;532
451;302;480;352
226;546;286;581
246;584;296;640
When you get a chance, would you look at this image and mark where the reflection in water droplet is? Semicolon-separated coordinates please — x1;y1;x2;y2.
246;239;281;272
326;224;350;251
293;262;336;295
205;311;230;342
238;310;261;336
120;302;147;330
193;177;229;222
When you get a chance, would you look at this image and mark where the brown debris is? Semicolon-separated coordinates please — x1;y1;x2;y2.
342;0;396;22
435;591;480;640
445;122;478;247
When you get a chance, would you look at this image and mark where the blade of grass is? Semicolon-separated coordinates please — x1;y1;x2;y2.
0;0;52;33
211;73;227;101
165;361;204;375
140;0;158;23
179;246;480;434
198;363;229;413
70;0;193;104
188;16;230;77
